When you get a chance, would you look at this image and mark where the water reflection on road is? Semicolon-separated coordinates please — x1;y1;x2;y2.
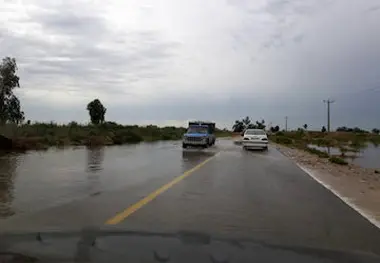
0;141;222;219
0;155;18;217
86;147;104;196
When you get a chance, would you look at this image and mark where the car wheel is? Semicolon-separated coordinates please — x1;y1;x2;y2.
263;146;268;151
182;143;187;149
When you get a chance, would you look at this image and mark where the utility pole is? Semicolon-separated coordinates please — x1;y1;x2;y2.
285;116;288;132
323;99;335;132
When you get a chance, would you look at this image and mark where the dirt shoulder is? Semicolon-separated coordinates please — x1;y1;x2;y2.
273;143;380;228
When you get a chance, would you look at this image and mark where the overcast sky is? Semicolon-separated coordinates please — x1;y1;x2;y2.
1;0;380;129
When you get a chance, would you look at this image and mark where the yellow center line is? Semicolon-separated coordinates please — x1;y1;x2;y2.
105;153;219;225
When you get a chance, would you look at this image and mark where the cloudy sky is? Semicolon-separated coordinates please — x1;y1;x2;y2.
1;0;380;129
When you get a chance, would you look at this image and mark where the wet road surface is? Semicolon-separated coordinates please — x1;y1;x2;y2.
1;139;380;255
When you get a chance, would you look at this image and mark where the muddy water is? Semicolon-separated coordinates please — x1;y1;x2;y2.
0;142;175;218
0;140;223;219
308;144;380;169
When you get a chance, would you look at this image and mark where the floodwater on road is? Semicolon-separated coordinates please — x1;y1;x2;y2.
0;140;220;219
2;139;380;256
308;143;380;169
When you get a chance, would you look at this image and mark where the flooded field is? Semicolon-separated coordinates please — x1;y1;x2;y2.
0;140;223;219
308;143;380;169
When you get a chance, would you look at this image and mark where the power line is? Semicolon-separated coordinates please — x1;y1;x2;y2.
323;99;335;132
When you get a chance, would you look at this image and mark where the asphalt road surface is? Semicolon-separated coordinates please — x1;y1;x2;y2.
1;139;380;255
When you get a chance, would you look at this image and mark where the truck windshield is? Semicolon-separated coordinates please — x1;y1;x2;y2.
187;126;208;134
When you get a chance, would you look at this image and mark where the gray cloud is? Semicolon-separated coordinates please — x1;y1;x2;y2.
1;1;180;101
293;33;304;43
1;0;380;129
366;5;380;13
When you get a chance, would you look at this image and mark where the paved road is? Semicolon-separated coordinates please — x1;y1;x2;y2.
1;139;380;255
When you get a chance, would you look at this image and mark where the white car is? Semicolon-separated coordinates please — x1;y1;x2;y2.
242;129;268;150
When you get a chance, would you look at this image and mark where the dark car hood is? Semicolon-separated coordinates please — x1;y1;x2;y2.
1;228;379;263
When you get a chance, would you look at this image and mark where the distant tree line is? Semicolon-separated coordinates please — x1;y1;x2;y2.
335;126;377;134
232;116;266;132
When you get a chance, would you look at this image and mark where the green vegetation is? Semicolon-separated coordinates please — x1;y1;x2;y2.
233;116;265;132
1;122;231;151
87;99;106;125
0;57;24;125
270;129;380;165
0;56;231;152
329;156;348;165
272;135;293;145
2;122;187;150
305;147;329;158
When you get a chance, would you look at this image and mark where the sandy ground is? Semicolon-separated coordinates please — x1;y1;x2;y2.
273;143;380;228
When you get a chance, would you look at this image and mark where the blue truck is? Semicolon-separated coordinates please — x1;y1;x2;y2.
182;121;216;148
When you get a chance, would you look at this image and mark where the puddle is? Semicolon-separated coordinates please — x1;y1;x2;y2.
308;144;380;169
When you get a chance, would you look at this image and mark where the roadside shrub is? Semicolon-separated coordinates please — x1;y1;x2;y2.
85;136;106;146
12;137;48;151
311;138;335;147
112;130;143;144
305;147;329;158
3;122;189;150
274;136;293;145
329;156;348;165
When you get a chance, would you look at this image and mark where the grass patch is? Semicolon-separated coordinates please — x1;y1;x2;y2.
1;122;231;151
329;156;348;165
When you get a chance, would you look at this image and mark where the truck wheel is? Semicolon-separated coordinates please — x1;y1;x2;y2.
182;143;187;149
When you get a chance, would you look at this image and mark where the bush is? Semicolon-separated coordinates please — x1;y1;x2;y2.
274;136;293;145
112;130;144;144
329;156;348;165
311;138;334;147
3;122;190;150
305;147;329;158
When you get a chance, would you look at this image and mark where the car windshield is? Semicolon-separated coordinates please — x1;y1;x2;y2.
245;130;266;135
2;0;380;261
187;126;208;134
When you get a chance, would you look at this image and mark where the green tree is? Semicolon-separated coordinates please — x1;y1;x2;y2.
270;125;280;133
242;116;251;127
248;119;266;129
303;124;308;130
86;99;107;125
372;128;380;135
232;120;245;132
0;57;24;124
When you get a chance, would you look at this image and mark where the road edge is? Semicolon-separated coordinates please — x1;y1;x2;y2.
295;163;380;230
